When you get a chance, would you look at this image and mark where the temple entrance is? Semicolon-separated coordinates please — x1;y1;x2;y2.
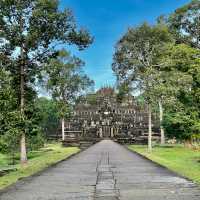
102;126;111;138
100;126;115;138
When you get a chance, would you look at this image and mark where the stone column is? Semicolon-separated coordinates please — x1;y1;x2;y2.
99;128;103;138
111;127;114;138
61;118;65;141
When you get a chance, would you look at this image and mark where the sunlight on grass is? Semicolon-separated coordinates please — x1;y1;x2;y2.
128;145;200;185
0;143;79;189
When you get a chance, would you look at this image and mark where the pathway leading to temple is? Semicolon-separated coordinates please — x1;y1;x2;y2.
0;140;199;200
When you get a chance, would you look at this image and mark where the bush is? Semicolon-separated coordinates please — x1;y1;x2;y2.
163;110;200;142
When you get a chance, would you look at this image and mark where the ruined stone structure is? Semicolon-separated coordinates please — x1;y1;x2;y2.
63;87;159;145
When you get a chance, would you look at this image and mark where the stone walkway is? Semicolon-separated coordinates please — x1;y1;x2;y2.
0;140;200;200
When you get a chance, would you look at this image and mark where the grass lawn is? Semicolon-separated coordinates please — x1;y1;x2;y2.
0;143;79;190
128;145;200;185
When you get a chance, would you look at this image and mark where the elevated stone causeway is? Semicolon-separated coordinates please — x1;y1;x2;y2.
0;140;199;200
95;152;120;199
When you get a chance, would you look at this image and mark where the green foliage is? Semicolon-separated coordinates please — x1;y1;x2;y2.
45;50;94;119
0;0;92;162
86;94;97;105
34;97;60;136
113;8;200;142
163;100;200;141
159;44;200;140
0;0;92;99
169;0;200;49
1;128;20;164
0;0;92;108
28;131;45;151
0;69;15;113
56;100;72;119
0;69;20;160
113;22;172;78
116;82;131;103
75;93;98;105
165;1;200;141
113;22;173;103
163;111;196;140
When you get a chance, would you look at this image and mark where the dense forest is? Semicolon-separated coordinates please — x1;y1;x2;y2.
113;0;200;150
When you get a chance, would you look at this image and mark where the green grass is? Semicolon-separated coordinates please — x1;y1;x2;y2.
0;153;10;168
0;143;79;189
128;144;200;185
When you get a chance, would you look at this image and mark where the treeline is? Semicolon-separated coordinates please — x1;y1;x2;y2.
113;0;200;150
0;0;93;164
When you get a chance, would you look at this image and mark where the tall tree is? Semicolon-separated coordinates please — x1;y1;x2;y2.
0;0;93;164
143;60;193;144
169;1;200;143
169;0;200;49
160;44;200;143
113;22;173;150
45;50;94;141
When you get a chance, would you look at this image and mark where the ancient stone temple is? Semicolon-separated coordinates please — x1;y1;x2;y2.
63;87;159;145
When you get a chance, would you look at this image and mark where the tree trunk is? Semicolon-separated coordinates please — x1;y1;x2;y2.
159;100;165;145
20;47;27;165
148;104;152;152
20;133;27;164
61;118;65;141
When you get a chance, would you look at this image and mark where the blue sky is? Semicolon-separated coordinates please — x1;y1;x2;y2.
60;0;190;90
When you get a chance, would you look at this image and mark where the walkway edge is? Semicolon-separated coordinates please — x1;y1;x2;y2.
0;147;85;195
124;144;199;185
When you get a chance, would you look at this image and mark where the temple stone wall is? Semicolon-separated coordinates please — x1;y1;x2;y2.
64;87;159;144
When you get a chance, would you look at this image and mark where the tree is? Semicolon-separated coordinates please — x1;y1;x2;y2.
116;82;131;103
169;0;200;49
35;97;60;137
168;1;200;144
0;69;15;119
160;44;200;143
0;69;20;164
0;0;92;164
141;42;194;144
113;22;173;150
45;50;94;141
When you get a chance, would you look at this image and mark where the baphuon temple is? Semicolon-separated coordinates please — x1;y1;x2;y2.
62;87;159;147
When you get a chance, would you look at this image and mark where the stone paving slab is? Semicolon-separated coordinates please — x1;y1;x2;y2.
0;140;199;200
